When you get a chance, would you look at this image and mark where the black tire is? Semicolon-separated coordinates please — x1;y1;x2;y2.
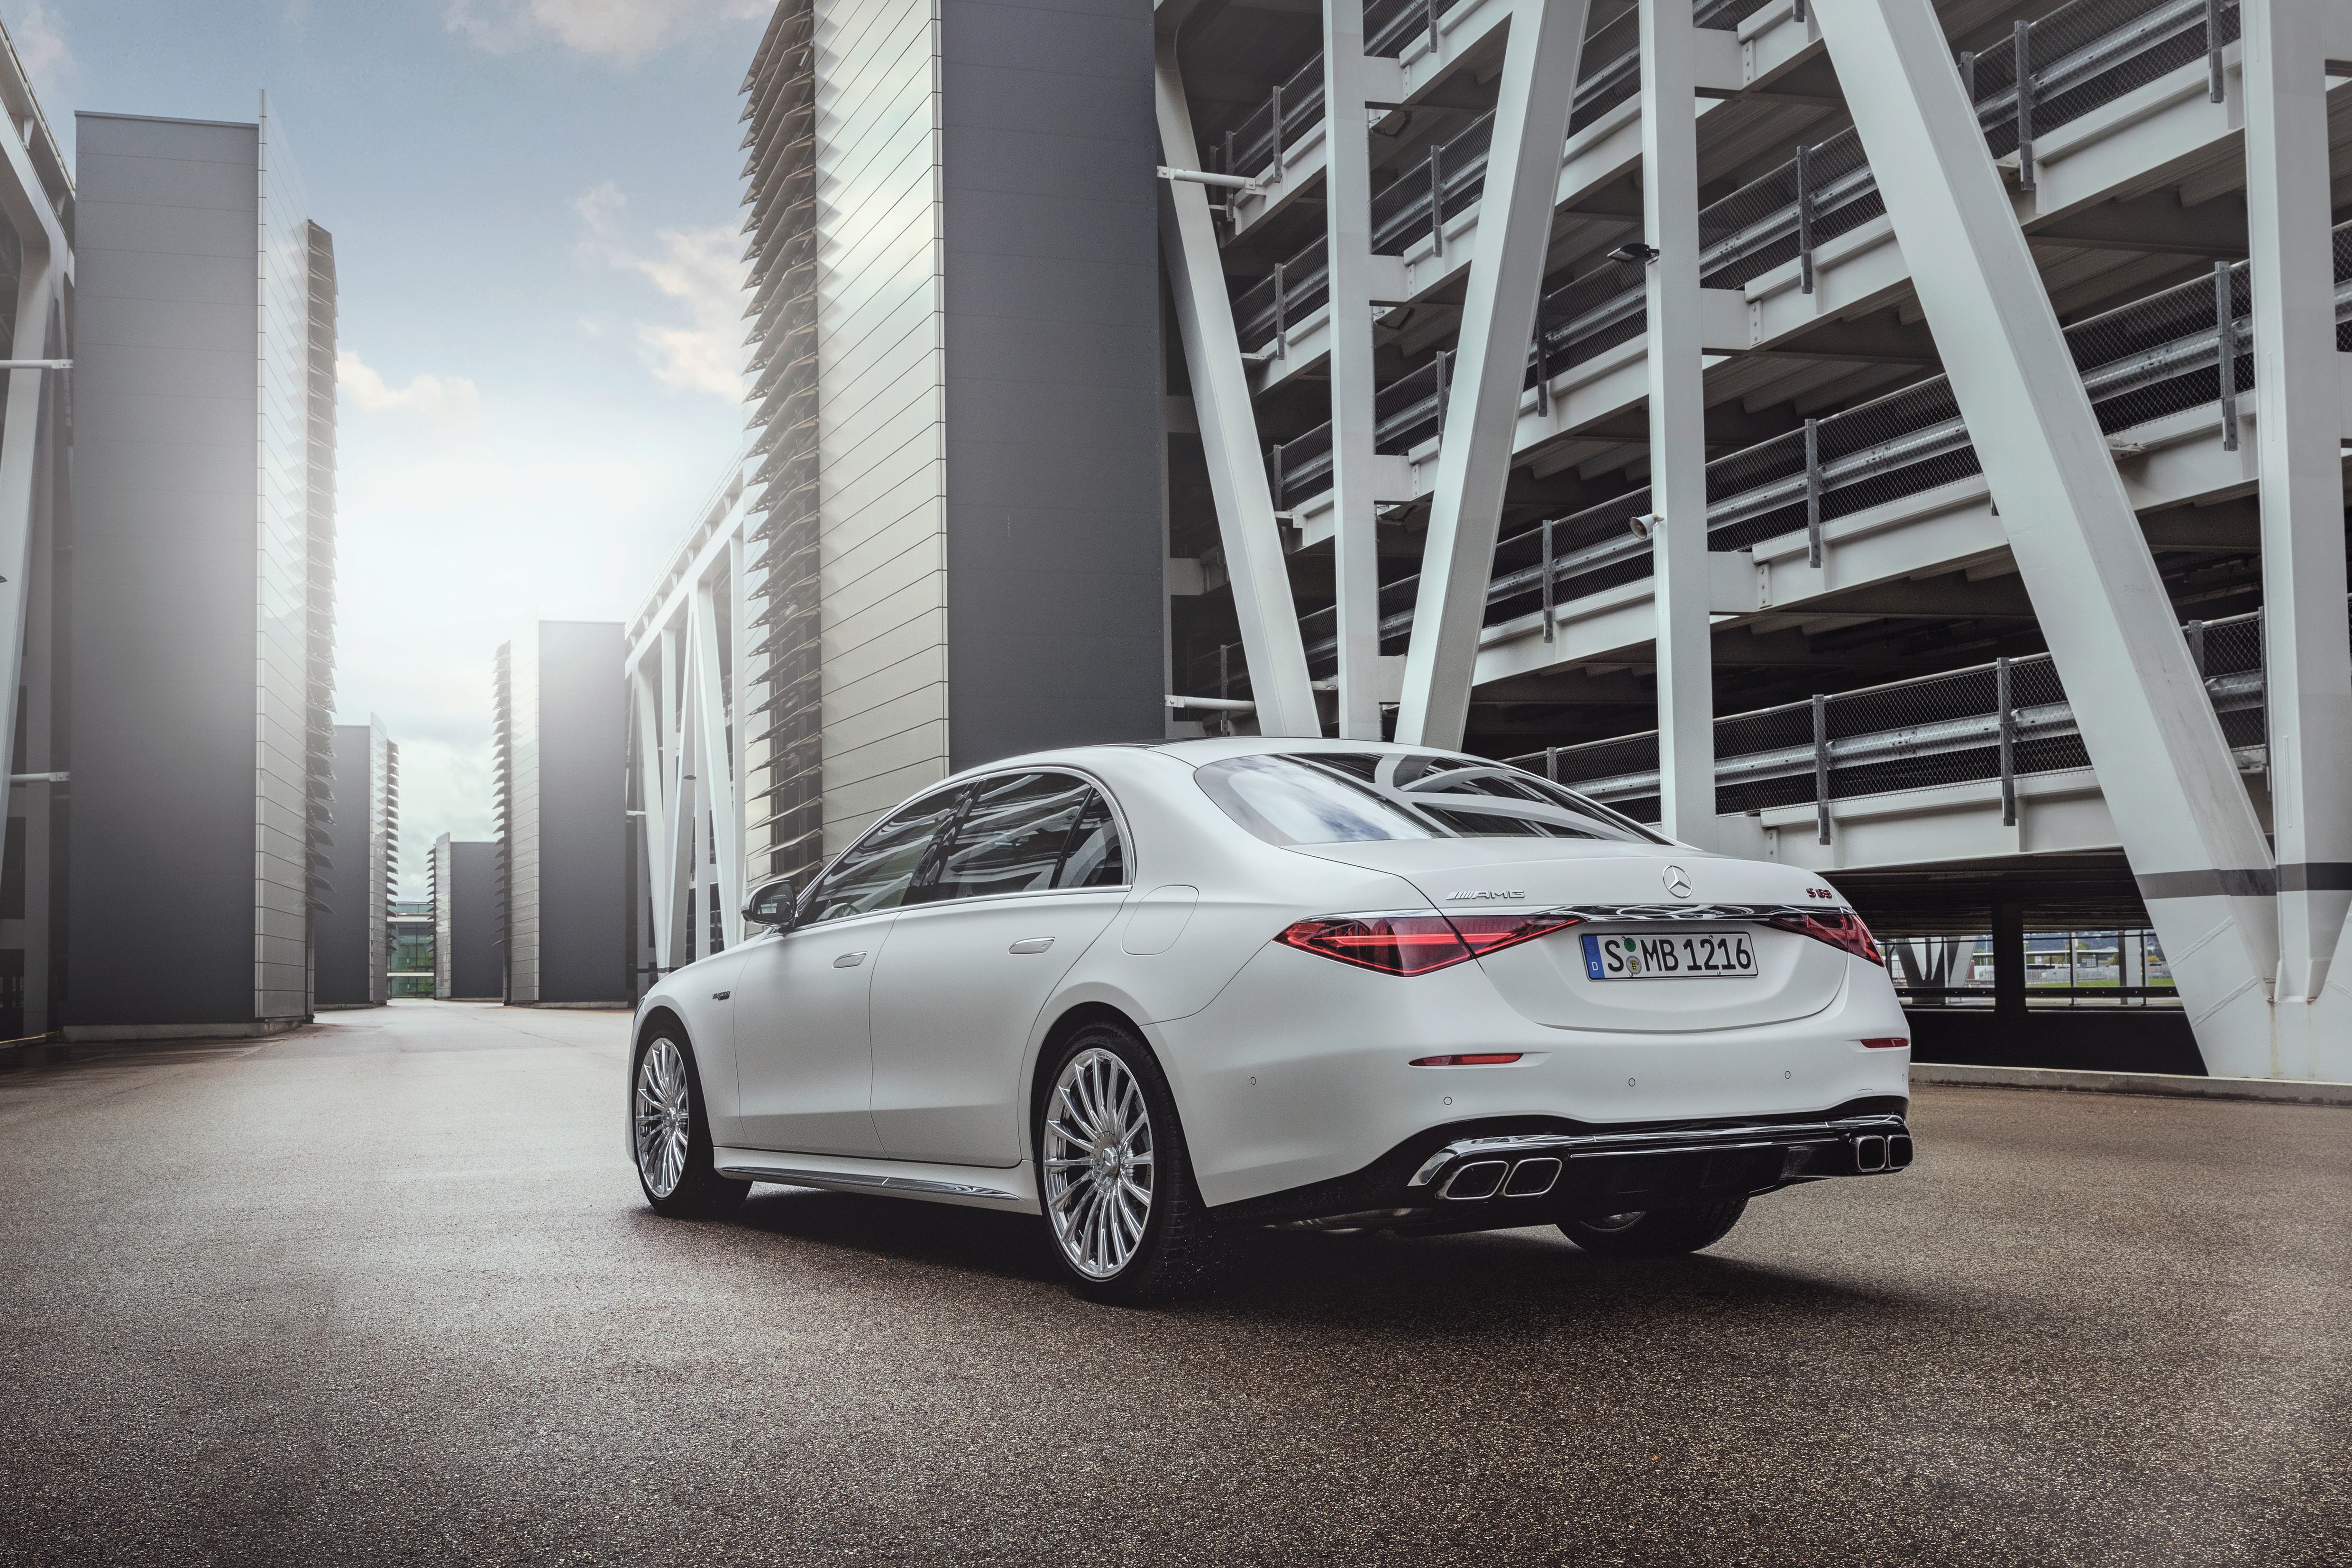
631;1031;749;1219
1034;1020;1221;1305
1560;1196;1747;1257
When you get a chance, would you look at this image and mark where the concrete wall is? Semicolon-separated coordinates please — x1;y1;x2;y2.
67;114;265;1029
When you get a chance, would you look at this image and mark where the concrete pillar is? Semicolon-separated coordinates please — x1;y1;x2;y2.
1639;0;1715;850
2242;0;2352;1063
1323;0;1386;741
1993;903;2026;1020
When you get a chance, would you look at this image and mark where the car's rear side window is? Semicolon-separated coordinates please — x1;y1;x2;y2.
913;771;1130;903
1055;790;1125;888
924;772;1094;901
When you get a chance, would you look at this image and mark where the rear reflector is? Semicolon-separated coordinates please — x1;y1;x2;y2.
1764;909;1886;966
1860;1036;1909;1049
1277;910;1583;976
1409;1053;1524;1066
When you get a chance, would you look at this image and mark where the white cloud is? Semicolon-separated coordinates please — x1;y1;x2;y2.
574;181;746;399
7;3;73;92
446;0;767;64
339;349;484;420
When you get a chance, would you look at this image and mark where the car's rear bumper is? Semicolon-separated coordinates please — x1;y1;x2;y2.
1203;1099;1913;1233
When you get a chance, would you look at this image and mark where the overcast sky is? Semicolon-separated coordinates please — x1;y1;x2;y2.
9;0;771;895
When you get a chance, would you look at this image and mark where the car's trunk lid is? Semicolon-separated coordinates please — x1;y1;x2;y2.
1288;840;1851;1032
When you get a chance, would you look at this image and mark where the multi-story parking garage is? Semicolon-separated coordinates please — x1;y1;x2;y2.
630;0;2351;1081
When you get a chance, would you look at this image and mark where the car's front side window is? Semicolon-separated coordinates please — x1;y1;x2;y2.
799;786;969;924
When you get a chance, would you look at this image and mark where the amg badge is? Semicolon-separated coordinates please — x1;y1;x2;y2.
1444;890;1526;902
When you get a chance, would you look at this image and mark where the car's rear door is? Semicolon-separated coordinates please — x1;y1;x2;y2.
867;772;1129;1166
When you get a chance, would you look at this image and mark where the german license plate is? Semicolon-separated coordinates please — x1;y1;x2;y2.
1581;929;1757;980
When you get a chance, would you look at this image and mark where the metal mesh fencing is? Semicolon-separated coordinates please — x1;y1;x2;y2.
1501;603;2290;826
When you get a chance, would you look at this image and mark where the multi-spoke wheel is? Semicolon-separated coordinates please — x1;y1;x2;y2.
631;1032;749;1219
1043;1048;1157;1279
1560;1196;1747;1257
1034;1022;1217;1303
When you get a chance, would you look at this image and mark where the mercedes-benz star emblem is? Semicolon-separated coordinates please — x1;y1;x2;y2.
1662;863;1693;899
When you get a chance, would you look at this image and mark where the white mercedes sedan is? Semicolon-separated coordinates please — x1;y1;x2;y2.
628;738;1914;1302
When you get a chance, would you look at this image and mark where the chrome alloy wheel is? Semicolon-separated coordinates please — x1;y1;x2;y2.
634;1038;692;1199
1042;1047;1156;1279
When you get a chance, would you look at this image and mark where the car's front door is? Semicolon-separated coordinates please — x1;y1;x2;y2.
867;772;1130;1166
732;784;967;1155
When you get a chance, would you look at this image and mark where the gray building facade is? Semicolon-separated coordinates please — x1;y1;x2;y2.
733;0;1164;889
430;835;502;1001
315;718;395;1008
495;623;627;1005
67;106;337;1040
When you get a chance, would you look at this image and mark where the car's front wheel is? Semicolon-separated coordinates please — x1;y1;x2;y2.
1561;1196;1747;1257
633;1033;749;1219
1035;1022;1217;1304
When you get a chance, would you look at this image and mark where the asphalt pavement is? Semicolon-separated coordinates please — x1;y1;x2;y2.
0;1000;2344;1568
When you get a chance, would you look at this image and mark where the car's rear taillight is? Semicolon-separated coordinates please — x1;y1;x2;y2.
1276;910;1583;976
1766;909;1885;966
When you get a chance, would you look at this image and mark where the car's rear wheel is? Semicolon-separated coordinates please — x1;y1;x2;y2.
1036;1022;1217;1304
633;1034;749;1219
1560;1196;1747;1256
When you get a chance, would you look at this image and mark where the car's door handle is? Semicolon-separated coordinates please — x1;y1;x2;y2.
1008;937;1055;954
833;951;867;968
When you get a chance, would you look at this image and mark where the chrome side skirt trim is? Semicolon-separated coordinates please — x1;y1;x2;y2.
717;1164;1022;1202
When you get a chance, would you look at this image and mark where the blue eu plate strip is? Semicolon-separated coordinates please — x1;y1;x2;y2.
1579;933;1605;980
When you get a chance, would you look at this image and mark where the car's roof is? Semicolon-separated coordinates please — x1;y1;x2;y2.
939;735;1495;783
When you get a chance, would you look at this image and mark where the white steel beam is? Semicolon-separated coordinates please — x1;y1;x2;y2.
631;659;675;975
1322;0;1385;740
660;625;696;967
0;105;64;919
1154;32;1320;738
692;574;745;953
1815;0;2283;1077
2242;0;2352;1055
1639;0;1714;850
1395;0;1591;749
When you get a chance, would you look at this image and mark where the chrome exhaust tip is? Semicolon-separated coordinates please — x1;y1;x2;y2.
1887;1134;1914;1170
1852;1134;1887;1173
1503;1156;1562;1197
1439;1160;1509;1201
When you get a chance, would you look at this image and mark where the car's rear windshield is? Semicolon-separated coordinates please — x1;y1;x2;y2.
1195;752;1668;847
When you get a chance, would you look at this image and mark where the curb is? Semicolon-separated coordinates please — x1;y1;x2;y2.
1913;1061;2352;1107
